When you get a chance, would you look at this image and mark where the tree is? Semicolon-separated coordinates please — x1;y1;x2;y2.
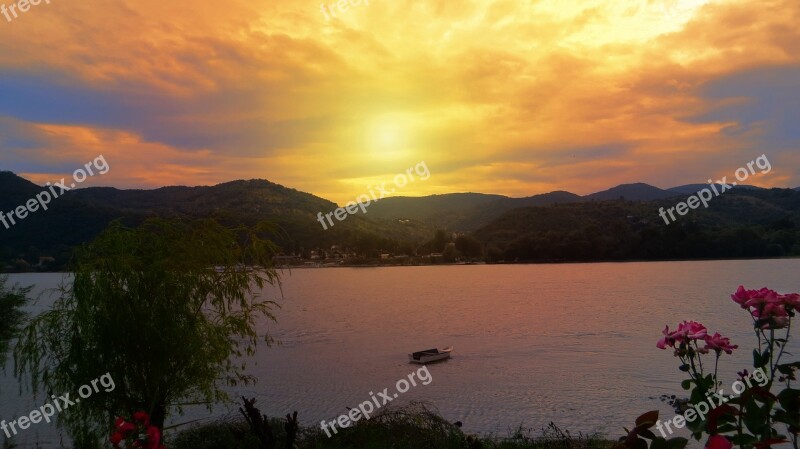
0;276;29;448
15;218;282;448
432;229;449;253
454;235;483;259
0;275;29;366
442;242;459;263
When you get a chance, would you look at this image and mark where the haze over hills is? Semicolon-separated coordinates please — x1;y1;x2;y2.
1;170;799;270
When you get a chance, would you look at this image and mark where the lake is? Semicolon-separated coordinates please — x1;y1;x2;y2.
2;260;799;447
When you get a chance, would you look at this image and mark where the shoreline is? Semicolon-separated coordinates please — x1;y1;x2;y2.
3;255;799;274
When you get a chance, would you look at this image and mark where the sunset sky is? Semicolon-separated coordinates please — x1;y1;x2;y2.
0;0;798;204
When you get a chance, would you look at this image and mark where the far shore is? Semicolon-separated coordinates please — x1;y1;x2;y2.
4;255;798;275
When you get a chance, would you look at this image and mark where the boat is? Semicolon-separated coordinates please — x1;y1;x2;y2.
408;347;453;364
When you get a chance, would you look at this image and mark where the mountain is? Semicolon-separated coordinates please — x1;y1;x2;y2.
0;171;43;205
68;179;337;218
475;187;800;262
0;174;435;270
364;191;584;231
357;193;506;226
585;183;678;201
2;172;799;270
668;184;765;194
450;191;584;230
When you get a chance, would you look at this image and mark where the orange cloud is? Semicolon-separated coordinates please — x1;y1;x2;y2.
0;0;797;203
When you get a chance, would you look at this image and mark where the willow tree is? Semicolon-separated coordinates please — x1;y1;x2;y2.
15;218;282;448
0;275;29;367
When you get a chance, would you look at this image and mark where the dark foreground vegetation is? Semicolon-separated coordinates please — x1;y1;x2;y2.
169;401;613;449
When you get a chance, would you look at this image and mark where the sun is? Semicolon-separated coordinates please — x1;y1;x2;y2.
374;122;402;148
363;115;414;161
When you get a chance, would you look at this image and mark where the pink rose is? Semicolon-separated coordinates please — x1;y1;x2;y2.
780;293;800;310
732;286;797;329
133;411;151;427
731;285;751;308
110;431;124;447
146;426;162;449
752;297;791;329
704;333;738;354
657;325;676;349
115;417;135;433
706;435;732;449
675;320;708;342
732;286;780;308
657;321;708;349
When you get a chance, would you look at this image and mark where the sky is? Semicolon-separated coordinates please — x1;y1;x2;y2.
0;0;798;204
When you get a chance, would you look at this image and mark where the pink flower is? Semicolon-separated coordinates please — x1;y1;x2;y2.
781;293;800;310
704;333;738;354
115;417;135;433
677;321;708;341
146;426;162;449
731;286;780;308
752;296;790;329
657;321;708;349
731;285;752;308
110;431;124;447
732;286;797;329
133;411;151;427
657;325;677;349
706;435;732;449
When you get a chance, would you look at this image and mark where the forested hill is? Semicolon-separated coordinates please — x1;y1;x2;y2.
0;173;433;270
474;188;800;262
1;171;799;270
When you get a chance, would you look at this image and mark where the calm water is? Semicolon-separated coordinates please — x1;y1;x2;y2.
2;260;799;447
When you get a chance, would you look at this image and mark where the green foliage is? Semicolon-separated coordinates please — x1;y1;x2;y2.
476;192;800;263
13;218;282;448
455;235;484;259
433;230;451;253
0;275;29;368
169;420;264;449
170;403;613;449
614;411;688;449
626;287;800;449
491;422;611;449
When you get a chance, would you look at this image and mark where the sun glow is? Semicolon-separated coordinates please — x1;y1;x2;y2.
363;115;414;161
375;122;401;148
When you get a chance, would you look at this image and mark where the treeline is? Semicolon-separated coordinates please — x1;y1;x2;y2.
474;190;800;262
3;169;800;270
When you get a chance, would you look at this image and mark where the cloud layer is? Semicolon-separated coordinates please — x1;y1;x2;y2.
0;0;797;203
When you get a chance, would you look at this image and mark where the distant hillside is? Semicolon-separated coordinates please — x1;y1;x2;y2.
0;174;435;270
668;184;765;194
359;193;505;227
68;179;337;218
452;191;585;230
365;191;584;231
0;171;42;202
475;188;800;262
2;172;799;270
585;183;678;201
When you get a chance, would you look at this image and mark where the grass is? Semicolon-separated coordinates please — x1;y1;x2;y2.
168;402;615;449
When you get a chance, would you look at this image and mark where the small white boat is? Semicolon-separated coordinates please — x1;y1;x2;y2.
408;347;453;364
